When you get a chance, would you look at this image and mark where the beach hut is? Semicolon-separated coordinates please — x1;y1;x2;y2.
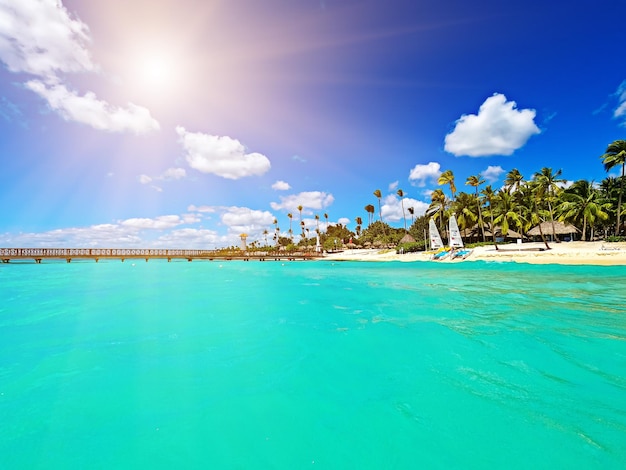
527;221;580;241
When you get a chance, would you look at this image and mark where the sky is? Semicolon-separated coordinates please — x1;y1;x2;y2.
0;0;625;249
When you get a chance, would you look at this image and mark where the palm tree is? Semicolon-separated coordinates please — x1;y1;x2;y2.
533;167;565;242
466;175;485;242
408;207;415;225
355;216;363;238
397;188;407;232
559;180;609;241
528;179;552;250
273;218;279;247
365;204;375;227
451;192;478;234
287;213;293;241
504;168;524;193
438;170;456;200
492;190;523;239
600;140;626;235
481;185;499;250
263;229;269;246
297;205;303;227
427;188;447;238
599;176;620;236
324;213;329;232
373;189;385;234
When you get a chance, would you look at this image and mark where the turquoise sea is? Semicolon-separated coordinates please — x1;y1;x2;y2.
1;259;626;469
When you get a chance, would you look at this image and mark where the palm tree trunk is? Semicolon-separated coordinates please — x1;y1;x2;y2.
538;221;551;250
582;214;587;241
401;199;407;232
475;188;486;243
489;207;498;250
618;164;625;236
548;201;559;243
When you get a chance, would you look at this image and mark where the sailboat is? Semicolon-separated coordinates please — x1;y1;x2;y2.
449;214;473;259
430;214;472;260
429;218;444;251
449;213;464;249
429;218;450;260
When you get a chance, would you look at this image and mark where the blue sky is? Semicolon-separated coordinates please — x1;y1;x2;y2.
0;0;625;248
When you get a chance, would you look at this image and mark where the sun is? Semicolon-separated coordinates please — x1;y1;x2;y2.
135;55;176;91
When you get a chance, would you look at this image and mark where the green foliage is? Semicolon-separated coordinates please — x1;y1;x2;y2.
605;236;626;242
323;224;354;245
323;237;342;251
396;241;425;253
408;215;429;241
277;236;292;247
359;220;403;244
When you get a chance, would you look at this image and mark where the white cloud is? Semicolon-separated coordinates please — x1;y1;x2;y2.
138;174;162;192
0;224;141;248
0;1;160;134
444;93;540;157
408;162;441;187
120;215;183;230
337;217;351;226
0;0;95;77
181;213;201;224
388;181;399;192
270;191;335;212
151;228;222;249
481;165;505;183
220;207;275;240
0;214;218;249
272;180;291;191
138;168;186;192
26;80;160;133
176;126;271;180
614;80;626;126
161;167;186;180
381;194;430;222
187;204;215;213
176;126;271;179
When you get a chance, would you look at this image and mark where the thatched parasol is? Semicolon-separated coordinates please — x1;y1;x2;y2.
399;233;416;244
461;226;524;239
527;221;580;236
494;228;524;239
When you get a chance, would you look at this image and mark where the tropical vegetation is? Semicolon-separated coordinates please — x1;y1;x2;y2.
248;140;625;252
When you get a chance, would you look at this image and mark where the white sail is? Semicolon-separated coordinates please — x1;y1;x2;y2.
429;218;444;250
449;214;464;248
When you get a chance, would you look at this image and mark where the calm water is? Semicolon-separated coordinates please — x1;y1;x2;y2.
1;259;625;469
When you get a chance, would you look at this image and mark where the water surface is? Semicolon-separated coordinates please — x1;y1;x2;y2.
1;260;625;468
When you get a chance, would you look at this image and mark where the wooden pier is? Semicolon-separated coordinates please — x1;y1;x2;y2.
0;248;323;264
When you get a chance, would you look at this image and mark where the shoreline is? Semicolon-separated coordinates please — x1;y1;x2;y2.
321;241;626;266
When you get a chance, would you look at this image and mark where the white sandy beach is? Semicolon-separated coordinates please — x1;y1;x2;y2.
321;241;626;266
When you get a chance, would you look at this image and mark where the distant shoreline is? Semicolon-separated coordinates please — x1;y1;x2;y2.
321;241;626;266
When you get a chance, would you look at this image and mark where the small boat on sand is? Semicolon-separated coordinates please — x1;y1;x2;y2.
451;248;473;260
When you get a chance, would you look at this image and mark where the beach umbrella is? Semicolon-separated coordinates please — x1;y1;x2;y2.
399;233;416;244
